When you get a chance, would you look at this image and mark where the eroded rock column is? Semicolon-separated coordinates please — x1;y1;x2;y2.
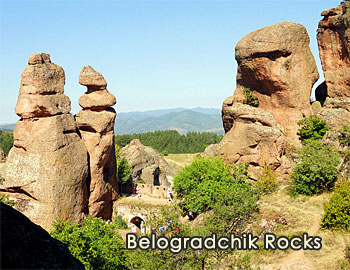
75;66;118;219
0;53;89;230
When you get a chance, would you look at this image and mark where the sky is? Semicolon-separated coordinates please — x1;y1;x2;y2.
0;0;337;124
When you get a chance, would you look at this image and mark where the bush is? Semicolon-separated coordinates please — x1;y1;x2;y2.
297;116;329;142
50;216;128;270
243;87;259;107
0;131;14;156
290;140;341;196
113;215;128;229
320;181;350;231
116;145;132;184
174;156;259;235
0;194;15;207
255;163;279;194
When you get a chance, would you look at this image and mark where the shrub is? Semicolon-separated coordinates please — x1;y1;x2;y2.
290;140;341;196
50;216;128;270
113;215;128;229
0;194;15;207
346;245;350;261
174;156;259;235
255;163;279;194
243;87;259;107
0;131;14;156
297;116;329;142
320;181;350;231
116;146;132;184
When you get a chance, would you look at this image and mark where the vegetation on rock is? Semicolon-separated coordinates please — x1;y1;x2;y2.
321;181;350;231
243;87;259;107
297;116;329;142
290;140;341;196
116;130;223;154
339;125;350;147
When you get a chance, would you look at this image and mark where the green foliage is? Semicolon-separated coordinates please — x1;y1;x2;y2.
297;116;329;142
321;181;350;231
255;163;279;195
50;216;128;270
0;194;15;207
290;140;341;196
339;125;350;146
116;145;132;184
113;215;128;229
0;131;14;156
160;150;168;156
243;87;259;107
174;156;259;236
135;180;145;184
115;130;223;154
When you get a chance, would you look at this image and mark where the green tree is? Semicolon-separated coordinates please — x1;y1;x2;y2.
173;156;259;222
243;87;259;107
321;181;350;231
255;163;279;195
50;216;128;270
116;145;132;184
0;131;14;156
297;116;329;142
290;140;341;196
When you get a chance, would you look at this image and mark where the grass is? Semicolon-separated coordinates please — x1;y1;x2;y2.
245;187;350;269
164;153;198;170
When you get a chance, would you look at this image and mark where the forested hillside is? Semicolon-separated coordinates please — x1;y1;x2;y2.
115;130;223;154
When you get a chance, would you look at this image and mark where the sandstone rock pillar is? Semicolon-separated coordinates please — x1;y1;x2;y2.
75;66;118;219
0;53;89;230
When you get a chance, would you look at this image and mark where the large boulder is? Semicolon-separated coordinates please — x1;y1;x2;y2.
120;139;172;186
215;101;286;179
317;97;350;129
232;21;319;142
317;1;350;98
75;66;118;220
0;53;89;230
0;203;84;269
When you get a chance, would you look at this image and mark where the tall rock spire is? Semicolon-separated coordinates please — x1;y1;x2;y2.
75;65;118;219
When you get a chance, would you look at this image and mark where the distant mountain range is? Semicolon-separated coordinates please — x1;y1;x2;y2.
0;107;224;135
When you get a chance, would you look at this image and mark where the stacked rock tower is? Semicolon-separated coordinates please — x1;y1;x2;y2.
0;53;89;229
75;66;118;219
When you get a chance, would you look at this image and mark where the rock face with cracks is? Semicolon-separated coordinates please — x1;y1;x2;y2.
317;1;350;98
232;21;319;142
0;53;89;230
75;65;118;220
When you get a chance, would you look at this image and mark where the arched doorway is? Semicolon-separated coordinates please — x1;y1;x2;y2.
153;167;160;186
130;216;145;229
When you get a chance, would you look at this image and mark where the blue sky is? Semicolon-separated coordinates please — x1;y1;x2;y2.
0;0;336;124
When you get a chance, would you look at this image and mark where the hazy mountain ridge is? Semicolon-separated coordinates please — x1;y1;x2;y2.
0;108;224;135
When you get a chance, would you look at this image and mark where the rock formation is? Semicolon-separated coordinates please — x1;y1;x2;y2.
0;53;88;230
215;100;287;179
317;1;350;98
215;21;318;178
121;139;172;186
75;66;118;220
1;203;84;269
232;21;319;142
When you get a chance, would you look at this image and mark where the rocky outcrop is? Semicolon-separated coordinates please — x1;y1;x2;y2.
75;66;118;220
216;101;287;179
317;1;350;98
232;21;319;142
121;139;172;186
201;144;220;157
0;203;84;269
317;97;350;129
0;53;88;230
